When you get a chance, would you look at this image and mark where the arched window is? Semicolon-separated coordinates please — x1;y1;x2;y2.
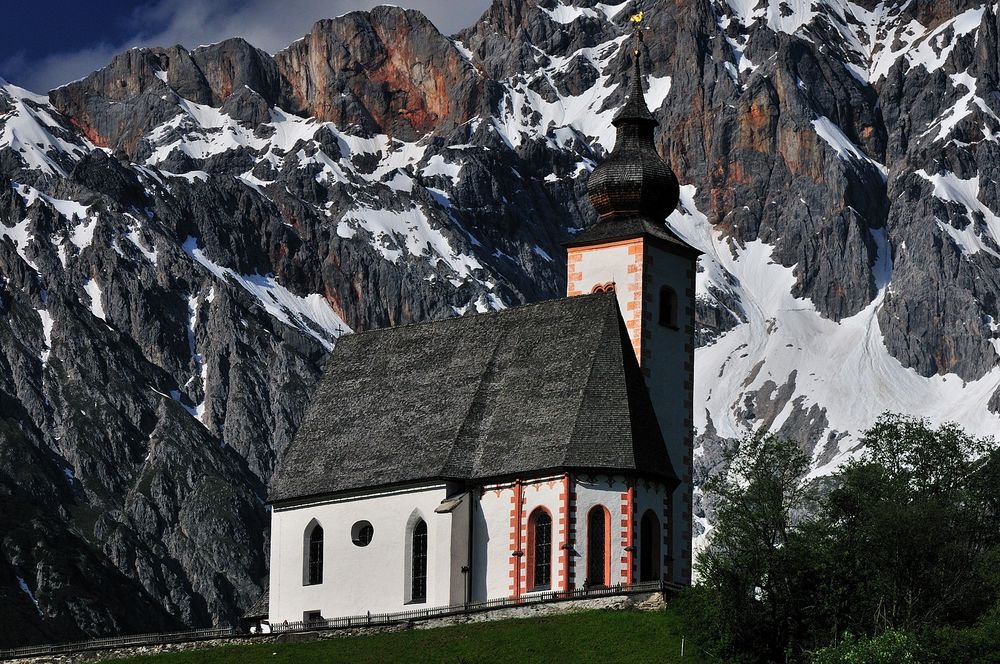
586;506;610;587
659;286;678;329
304;521;323;586
411;519;428;603
639;510;661;582
526;508;552;591
591;282;615;294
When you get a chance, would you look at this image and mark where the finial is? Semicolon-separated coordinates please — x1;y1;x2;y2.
630;9;644;56
585;2;679;223
613;8;655;127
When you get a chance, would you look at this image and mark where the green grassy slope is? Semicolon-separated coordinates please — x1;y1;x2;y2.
104;608;704;664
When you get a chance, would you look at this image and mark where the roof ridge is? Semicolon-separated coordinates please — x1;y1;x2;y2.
564;294;622;466
345;292;616;339
444;327;514;475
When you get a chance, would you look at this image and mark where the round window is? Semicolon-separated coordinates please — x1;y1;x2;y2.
351;520;374;547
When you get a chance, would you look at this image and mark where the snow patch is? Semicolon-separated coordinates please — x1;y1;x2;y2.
83;279;106;321
1;81;94;176
917;169;1000;257
37;308;53;365
667;186;1000;490
339;206;483;279
540;2;602;23
422;155;462;181
812;116;887;177
0;217;39;271
183;236;350;350
16;576;42;616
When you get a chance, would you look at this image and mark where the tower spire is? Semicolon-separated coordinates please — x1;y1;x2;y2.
585;10;679;223
614;18;655;126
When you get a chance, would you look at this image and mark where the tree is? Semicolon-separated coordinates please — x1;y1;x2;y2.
825;414;998;633
694;432;817;661
689;415;1000;663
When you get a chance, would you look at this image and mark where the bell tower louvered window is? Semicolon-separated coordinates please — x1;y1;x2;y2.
659;286;678;329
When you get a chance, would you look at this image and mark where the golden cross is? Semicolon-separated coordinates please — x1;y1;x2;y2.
631;10;645;56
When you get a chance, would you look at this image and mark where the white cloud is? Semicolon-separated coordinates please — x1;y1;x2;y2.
4;0;490;93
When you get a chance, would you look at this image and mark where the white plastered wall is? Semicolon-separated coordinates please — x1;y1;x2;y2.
269;483;458;622
642;243;695;584
574;475;671;586
477;485;512;601
476;476;565;599
634;479;670;581
269;475;669;621
518;477;564;595
574;474;628;586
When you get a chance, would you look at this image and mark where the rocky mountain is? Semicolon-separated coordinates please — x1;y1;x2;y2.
3;0;1000;647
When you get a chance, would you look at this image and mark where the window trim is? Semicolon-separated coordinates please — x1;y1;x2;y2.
303;520;324;586
526;507;553;591
405;513;428;604
639;510;662;582
591;281;616;294
585;505;611;588
659;286;679;329
351;520;374;547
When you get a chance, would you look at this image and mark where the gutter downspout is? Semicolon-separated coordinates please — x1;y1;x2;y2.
513;479;524;600
561;472;571;592
466;486;475;606
625;480;635;585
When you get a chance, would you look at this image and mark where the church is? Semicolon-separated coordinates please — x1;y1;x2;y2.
264;31;699;623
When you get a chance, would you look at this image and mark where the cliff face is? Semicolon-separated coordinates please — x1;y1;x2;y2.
3;0;1000;647
274;7;491;139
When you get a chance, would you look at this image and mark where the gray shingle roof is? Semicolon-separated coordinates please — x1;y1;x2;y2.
566;215;701;257
268;292;677;504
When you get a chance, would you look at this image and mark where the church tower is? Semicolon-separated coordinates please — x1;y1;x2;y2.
566;27;699;585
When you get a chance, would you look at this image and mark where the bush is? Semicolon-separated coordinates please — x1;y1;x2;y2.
693;414;1000;663
811;631;926;664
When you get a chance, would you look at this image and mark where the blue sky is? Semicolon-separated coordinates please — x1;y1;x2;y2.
1;0;491;92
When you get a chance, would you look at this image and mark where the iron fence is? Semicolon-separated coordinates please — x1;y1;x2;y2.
0;626;239;660
0;580;680;661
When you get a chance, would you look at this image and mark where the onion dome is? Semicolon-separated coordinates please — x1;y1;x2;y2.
586;31;679;222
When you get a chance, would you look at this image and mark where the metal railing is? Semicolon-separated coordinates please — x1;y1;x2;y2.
269;580;680;634
0;580;680;661
0;626;239;660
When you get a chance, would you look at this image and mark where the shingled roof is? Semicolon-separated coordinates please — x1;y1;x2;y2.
269;292;677;504
565;215;701;257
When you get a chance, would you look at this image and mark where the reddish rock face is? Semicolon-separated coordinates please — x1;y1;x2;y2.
48;46;210;155
274;6;485;140
48;8;485;153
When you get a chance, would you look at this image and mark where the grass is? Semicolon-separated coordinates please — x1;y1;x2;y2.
103;607;705;664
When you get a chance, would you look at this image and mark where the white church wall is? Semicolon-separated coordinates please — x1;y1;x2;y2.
574;474;628;586
268;475;672;624
634;479;670;581
642;243;695;584
567;235;696;587
476;485;510;601
448;492;472;606
476;476;566;600
566;240;644;354
269;483;458;623
519;476;565;596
